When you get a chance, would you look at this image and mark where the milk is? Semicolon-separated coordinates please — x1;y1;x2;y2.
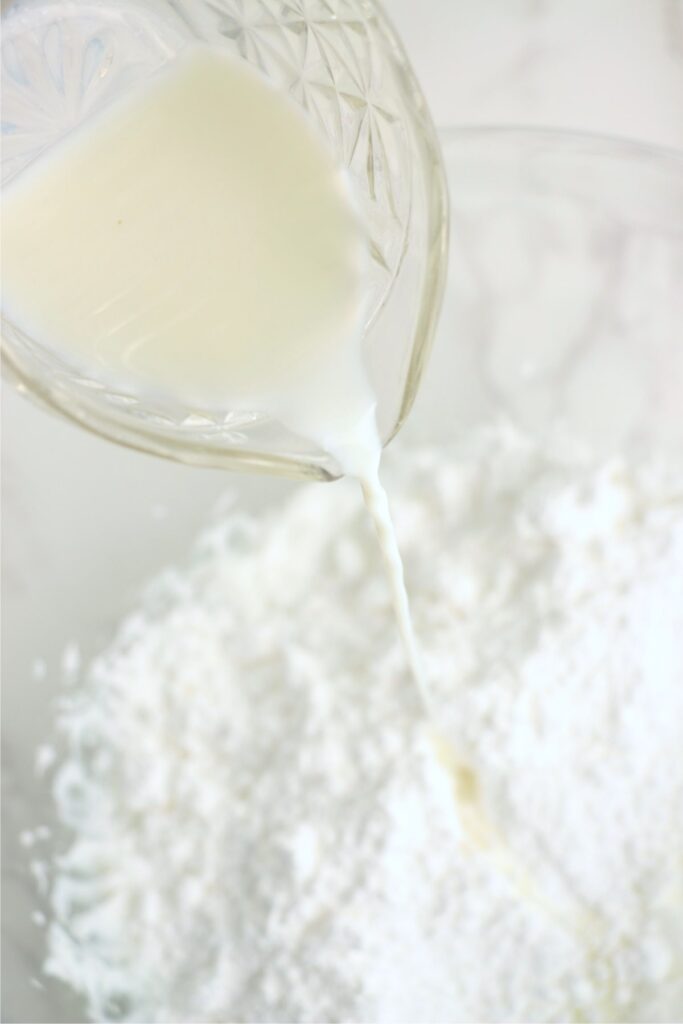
2;46;426;700
1;48;367;414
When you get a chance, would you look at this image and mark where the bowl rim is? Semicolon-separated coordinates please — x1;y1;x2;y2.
436;122;683;167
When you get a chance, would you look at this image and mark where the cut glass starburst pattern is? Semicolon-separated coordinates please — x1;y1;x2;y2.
197;0;411;294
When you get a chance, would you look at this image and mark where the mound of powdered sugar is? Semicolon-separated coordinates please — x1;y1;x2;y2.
42;425;683;1023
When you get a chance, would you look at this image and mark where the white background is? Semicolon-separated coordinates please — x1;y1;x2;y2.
2;3;683;1020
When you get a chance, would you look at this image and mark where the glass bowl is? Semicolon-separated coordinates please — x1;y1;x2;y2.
0;0;448;480
408;126;683;460
3;127;683;1022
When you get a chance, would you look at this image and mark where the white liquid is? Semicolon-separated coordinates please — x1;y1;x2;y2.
1;46;425;699
1;47;367;414
326;408;429;707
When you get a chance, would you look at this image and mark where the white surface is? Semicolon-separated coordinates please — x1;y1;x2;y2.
3;3;683;1022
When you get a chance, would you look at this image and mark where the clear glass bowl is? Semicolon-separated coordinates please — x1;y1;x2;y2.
408;126;683;462
0;0;448;480
3;128;683;1022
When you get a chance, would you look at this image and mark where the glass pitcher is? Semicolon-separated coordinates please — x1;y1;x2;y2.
1;0;449;479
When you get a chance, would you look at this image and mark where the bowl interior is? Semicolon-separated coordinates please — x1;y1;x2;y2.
3;126;683;1021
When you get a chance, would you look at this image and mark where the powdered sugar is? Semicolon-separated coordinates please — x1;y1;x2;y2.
44;425;683;1022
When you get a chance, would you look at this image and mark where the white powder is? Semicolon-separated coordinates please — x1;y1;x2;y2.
43;425;683;1023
